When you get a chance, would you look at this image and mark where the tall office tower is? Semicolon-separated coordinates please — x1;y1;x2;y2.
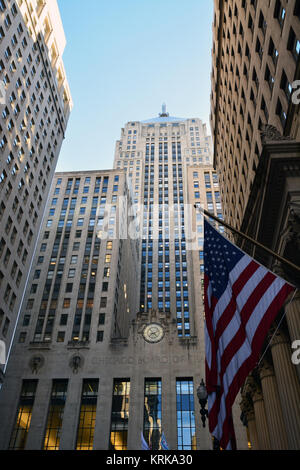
0;111;248;451
113;107;214;339
211;0;300;450
0;0;72;382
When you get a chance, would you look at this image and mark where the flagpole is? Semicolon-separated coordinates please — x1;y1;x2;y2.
194;205;300;275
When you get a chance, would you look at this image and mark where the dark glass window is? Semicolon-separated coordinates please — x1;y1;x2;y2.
110;379;130;450
176;378;196;450
76;379;99;450
9;380;38;449
43;380;68;450
143;379;162;450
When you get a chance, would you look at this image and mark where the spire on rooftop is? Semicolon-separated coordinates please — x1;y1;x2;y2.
159;103;169;118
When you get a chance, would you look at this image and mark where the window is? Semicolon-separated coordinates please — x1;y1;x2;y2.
276;98;287;128
68;269;76;278
268;37;279;66
9;381;38;450
43;380;68;450
143;379;162;450
18;332;26;343
96;330;104;342
110;379;130;450
60;314;68;326
100;297;107;308
76;379;99;450
274;0;285;29
63;298;71;309
287;27;300;61
34;270;41;279
176;379;196;450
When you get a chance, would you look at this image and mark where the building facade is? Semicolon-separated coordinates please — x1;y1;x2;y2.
211;0;300;229
0;110;248;450
0;0;72;382
211;0;300;449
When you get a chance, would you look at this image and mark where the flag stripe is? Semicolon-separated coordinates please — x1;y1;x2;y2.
219;272;278;376
209;277;286;431
209;283;293;446
204;219;295;450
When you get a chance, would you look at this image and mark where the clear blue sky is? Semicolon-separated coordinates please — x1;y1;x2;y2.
56;0;214;172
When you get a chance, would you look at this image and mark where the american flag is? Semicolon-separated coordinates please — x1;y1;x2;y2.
203;219;295;450
160;432;169;450
141;432;150;450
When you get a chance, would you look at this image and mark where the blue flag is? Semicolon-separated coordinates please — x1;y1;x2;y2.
160;432;169;450
141;432;150;450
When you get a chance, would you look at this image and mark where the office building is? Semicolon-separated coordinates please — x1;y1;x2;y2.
0;110;248;450
210;0;300;449
0;0;72;383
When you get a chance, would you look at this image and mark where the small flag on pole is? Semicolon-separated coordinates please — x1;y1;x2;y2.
204;219;295;450
160;432;169;450
141;432;150;450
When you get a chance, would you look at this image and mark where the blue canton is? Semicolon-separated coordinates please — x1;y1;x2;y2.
204;219;245;299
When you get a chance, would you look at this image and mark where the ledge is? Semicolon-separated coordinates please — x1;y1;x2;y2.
28;341;51;350
110;337;128;347
179;336;198;346
67;340;90;350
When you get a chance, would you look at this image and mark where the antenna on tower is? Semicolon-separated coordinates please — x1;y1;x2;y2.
159;103;169;117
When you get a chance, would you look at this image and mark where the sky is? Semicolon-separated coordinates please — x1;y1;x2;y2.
56;0;214;172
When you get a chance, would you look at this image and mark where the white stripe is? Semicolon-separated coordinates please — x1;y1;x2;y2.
211;255;256;332
210;266;272;391
214;266;271;357
211;278;286;440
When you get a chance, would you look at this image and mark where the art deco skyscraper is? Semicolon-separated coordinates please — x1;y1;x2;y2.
113;106;216;339
0;0;72;381
0;108;249;450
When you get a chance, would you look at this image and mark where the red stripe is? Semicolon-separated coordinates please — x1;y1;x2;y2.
219;271;276;377
208;271;277;431
206;260;260;395
204;274;219;393
214;261;259;344
209;278;290;433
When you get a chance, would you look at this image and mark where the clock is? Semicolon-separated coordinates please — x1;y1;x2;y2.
142;323;164;344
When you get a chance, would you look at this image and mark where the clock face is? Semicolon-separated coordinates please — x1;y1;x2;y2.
143;323;164;343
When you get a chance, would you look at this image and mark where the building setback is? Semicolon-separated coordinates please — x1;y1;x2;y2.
0;110;248;450
210;0;300;449
0;0;72;383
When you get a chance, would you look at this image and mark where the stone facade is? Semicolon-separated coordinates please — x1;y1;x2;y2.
0;111;249;450
0;0;72;382
211;0;300;450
